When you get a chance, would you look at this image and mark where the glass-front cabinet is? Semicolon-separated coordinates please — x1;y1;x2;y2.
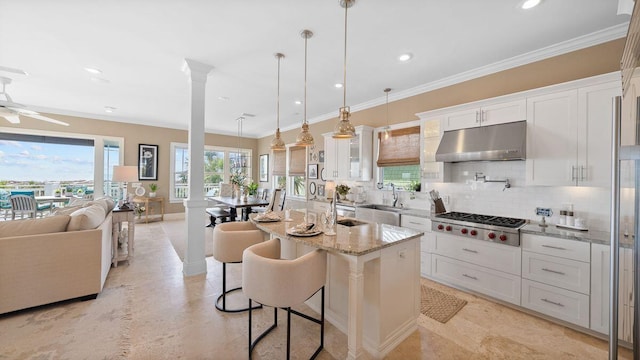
421;118;444;182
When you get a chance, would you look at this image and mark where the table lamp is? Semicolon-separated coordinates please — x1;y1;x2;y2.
112;165;138;209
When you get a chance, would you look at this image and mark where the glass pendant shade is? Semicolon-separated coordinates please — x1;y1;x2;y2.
333;106;356;139
295;122;314;146
271;128;286;151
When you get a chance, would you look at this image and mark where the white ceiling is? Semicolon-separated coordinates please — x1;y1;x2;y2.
0;0;631;138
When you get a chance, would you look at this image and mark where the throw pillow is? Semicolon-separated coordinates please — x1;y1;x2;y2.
0;215;71;237
87;199;110;213
51;205;84;216
67;204;107;231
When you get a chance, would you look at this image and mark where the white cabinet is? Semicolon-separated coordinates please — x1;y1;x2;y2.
401;215;432;277
323;126;373;181
431;233;522;304
590;244;634;342
442;99;526;131
521;234;591;327
421;118;444;182
526;82;621;186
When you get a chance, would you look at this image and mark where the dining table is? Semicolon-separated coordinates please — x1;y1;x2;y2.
35;195;73;207
207;196;269;221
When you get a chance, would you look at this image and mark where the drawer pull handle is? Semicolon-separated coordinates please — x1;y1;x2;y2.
542;268;565;275
409;222;422;225
462;248;478;254
462;274;478;280
541;244;566;250
541;298;564;307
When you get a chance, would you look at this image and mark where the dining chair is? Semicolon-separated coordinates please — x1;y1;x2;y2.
10;195;38;219
9;191;52;219
0;191;11;220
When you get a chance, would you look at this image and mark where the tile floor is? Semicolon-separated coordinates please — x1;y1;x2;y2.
1;217;633;359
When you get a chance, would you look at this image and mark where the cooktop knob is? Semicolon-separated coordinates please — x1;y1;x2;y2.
445;225;452;231
488;232;496;239
461;228;468;234
470;230;477;236
499;234;507;241
437;224;444;230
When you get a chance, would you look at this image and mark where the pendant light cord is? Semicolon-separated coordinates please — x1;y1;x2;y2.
304;33;308;125
277;55;281;130
343;2;348;108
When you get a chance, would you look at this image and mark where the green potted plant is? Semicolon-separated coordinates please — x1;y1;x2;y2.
246;181;258;197
409;180;421;192
149;183;158;197
54;188;61;197
336;184;350;200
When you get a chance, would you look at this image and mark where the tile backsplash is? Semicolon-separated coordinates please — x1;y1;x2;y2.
361;160;613;232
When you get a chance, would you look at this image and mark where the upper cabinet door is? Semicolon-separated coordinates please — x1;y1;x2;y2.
442;108;479;131
577;82;621;187
480;99;527;127
526;90;579;186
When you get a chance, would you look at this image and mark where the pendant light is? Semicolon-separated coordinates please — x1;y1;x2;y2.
383;88;391;140
295;29;315;146
332;0;356;139
270;53;286;151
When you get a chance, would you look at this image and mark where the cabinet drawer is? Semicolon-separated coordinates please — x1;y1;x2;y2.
522;279;589;328
432;255;521;305
434;234;521;275
522;251;590;294
522;234;590;262
401;215;431;231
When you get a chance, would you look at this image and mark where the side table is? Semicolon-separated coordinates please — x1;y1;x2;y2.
132;196;165;223
112;207;135;267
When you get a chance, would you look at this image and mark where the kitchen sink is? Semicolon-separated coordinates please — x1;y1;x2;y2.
336;218;367;227
357;204;402;213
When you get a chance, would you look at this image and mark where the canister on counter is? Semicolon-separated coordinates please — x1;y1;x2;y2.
566;211;575;226
559;210;567;225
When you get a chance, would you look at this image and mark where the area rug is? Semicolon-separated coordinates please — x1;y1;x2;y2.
0;285;132;359
421;284;468;323
164;219;214;260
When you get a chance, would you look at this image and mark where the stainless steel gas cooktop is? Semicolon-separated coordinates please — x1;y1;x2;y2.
432;211;527;246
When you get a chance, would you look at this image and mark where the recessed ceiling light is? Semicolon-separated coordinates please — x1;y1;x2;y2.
217;96;230;101
104;106;116;113
84;67;102;75
521;0;541;10
334;83;343;88
398;53;413;62
294;100;302;105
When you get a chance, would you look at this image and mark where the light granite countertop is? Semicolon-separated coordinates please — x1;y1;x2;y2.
250;210;423;256
521;223;633;247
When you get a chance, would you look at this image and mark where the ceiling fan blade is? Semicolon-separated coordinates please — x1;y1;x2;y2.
23;113;69;126
1;114;21;124
0;66;28;75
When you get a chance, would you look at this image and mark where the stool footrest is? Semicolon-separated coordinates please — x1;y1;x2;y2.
215;287;262;313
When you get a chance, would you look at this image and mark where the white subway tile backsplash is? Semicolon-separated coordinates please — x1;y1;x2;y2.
364;160;613;232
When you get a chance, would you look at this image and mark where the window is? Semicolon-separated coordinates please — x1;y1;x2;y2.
103;140;121;197
377;126;421;189
170;143;252;202
288;146;306;198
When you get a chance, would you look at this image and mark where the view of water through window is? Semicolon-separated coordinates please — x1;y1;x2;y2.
0;139;94;182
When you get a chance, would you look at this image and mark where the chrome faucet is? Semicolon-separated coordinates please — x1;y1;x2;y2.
390;183;398;207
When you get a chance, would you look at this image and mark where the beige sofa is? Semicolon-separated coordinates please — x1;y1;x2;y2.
0;198;115;314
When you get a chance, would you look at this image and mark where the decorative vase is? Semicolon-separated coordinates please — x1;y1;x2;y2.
149;192;157;197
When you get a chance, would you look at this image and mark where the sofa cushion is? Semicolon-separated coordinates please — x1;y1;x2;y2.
67;204;107;231
0;215;71;237
51;205;84;216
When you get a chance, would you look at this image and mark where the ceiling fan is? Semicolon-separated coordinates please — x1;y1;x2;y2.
0;76;69;126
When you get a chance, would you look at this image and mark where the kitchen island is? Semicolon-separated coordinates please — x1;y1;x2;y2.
250;210;423;360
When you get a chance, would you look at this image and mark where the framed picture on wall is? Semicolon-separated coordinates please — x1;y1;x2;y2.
317;184;325;197
308;163;318;179
319;150;325;163
138;144;158;180
259;154;269;182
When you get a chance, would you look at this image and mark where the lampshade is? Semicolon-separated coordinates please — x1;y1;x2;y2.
332;0;356;139
271;53;286;151
294;29;314;147
112;165;138;182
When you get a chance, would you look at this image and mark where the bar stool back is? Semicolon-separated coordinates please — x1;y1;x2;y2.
243;238;327;359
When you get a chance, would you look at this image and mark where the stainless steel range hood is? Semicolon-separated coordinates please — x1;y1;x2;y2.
435;120;526;162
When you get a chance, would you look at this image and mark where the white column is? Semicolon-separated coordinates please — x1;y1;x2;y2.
181;59;213;276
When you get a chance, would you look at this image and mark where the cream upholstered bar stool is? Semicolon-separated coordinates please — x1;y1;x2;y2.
212;221;264;312
243;238;327;359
